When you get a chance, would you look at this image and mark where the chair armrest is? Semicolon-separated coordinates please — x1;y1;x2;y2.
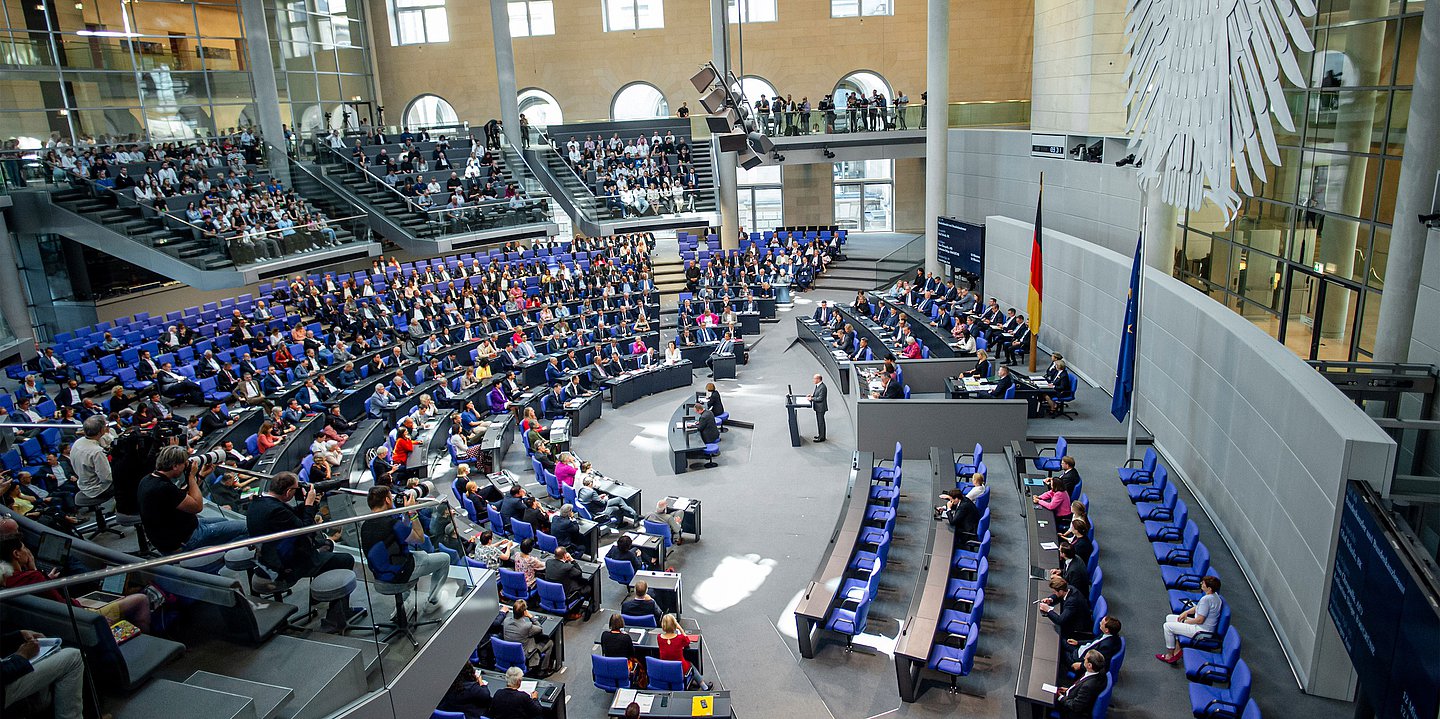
1036;448;1057;458
1160;548;1193;563
1123;457;1146;467
1188;631;1220;651
1152;526;1182;542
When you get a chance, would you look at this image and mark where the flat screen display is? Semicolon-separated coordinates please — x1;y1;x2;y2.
936;217;984;277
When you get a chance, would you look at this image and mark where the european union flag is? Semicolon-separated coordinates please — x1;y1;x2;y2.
1111;235;1142;422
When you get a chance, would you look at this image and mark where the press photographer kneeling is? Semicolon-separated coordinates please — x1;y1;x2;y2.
137;445;249;554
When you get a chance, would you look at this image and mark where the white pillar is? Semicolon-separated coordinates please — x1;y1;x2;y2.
489;0;521;147
923;0;949;274
710;0;740;249
239;0;288;176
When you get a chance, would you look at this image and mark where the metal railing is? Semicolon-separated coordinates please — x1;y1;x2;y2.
530;127;714;222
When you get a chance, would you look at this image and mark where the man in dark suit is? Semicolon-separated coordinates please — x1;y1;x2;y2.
1050;544;1090;596
197;403;233;436
543;547;592;615
620;580;663;621
878;371;904;400
1040;576;1092;641
692;402;720;444
1054;650;1108;719
807;374;828;442
940;492;980;542
550;505;586;557
246;472;363;632
986;365;1016;398
1056;456;1082;495
812;300;834;325
1065;616;1121;672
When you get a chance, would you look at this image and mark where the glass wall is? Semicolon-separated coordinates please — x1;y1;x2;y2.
834;159;892;231
268;0;378;136
1174;0;1423;362
0;0;255;143
738;164;781;231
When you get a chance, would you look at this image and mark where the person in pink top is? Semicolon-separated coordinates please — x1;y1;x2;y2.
1031;475;1073;524
555;452;579;488
902;337;923;359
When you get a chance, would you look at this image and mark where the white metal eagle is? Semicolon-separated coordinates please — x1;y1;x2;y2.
1123;0;1317;223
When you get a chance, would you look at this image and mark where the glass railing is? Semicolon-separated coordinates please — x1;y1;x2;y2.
317;142;554;238
0;484;493;719
529;126;715;222
754;100;1031;136
868;233;927;287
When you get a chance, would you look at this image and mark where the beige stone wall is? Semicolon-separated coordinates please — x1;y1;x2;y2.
782;163;835;227
367;0;1033;124
1030;0;1127;135
893;157;925;233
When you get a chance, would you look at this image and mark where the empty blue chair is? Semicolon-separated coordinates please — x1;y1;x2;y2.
952;532;991;570
1153;521;1201;565
645;657;687;691
1034;436;1068;473
1119;446;1159;484
1145;499;1190;541
431;711;465;719
1183;628;1241;684
621;613;659;628
498;568;533;602
926;631;978;692
536;530;559;554
603;558;635;592
536;578;583;617
490;636;530;673
1128;464;1169;503
902;384;911;399
38;427;61;454
510;519;535;544
1160;544;1211;591
955;443;984;476
487;504;509;537
1188;659;1251;718
947;557;988;597
872;442;902;484
592;654;631;692
245;433;259;456
643;518;674;548
1136;482;1179;522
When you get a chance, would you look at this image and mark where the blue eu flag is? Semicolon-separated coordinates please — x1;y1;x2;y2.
1111;236;1142;422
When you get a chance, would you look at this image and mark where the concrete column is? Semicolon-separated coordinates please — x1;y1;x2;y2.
239;0;289;176
489;0;521;147
0;201;36;351
923;0;949;274
1374;3;1440;363
1144;187;1178;275
710;0;740;249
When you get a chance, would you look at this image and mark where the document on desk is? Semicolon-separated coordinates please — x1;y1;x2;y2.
1040;542;1060;550
613;689;638;709
672;497;693;511
519;680;538;695
1042;683;1060;694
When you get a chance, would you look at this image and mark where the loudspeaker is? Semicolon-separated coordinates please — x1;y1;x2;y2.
705;116;733;134
717;132;747;153
737;149;764;170
700;87;729;114
746;132;775;155
690;66;719;93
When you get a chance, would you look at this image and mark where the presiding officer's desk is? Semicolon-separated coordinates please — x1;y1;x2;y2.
1016;501;1063;719
869;293;959;358
795;317;851;394
793;451;874;658
893;447;955;702
609;360;694;409
608;690;732;718
477;669;568;719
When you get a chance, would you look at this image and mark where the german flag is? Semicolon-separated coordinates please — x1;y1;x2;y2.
1027;177;1043;335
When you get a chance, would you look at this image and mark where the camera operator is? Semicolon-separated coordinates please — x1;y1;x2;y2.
136;446;248;553
360;486;450;612
247;472;366;632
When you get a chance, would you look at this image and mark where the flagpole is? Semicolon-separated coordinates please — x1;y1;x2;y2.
1125;188;1148;461
1028;173;1043;374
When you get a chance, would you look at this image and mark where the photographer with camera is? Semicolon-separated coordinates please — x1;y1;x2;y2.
246;472;366;632
360;486;451;613
136;446;248;553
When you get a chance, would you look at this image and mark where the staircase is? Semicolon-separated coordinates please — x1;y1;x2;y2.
653;255;688;295
113;634;376;719
50;187;234;271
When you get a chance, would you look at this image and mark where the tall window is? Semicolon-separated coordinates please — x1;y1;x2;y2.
403;94;458;128
518;88;564;127
833;160;892;231
738;165;782;231
509;1;555;37
740;76;778;111
728;0;777;23
831;0;892;17
611;83;669;120
603;0;664;31
391;0;448;45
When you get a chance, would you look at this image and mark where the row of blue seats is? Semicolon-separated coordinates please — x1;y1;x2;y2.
823;443;906;648
924;444;995;689
1119;449;1257;719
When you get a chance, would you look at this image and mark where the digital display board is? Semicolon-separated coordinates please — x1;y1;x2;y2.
936;217;984;278
1328;483;1440;719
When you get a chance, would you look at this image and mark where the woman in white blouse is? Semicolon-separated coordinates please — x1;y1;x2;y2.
664;340;683;364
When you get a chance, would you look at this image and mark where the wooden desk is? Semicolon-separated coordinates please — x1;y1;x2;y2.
793;451;873;658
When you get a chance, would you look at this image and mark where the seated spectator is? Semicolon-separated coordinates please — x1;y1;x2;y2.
549;505;586;557
643;499;683;543
542;547;592;617
1031;475;1073;527
600;612;636;662
620;580;662;622
2;629;84;719
509;537;545;590
1;536;151;632
578;476;637;527
137;446;248;553
1067;616;1122;673
1156;576;1224;664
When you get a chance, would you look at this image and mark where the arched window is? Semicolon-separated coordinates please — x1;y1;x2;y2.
403;94;458;129
739;75;778;108
611;82;669;120
518;88;564;127
833;70;890;110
